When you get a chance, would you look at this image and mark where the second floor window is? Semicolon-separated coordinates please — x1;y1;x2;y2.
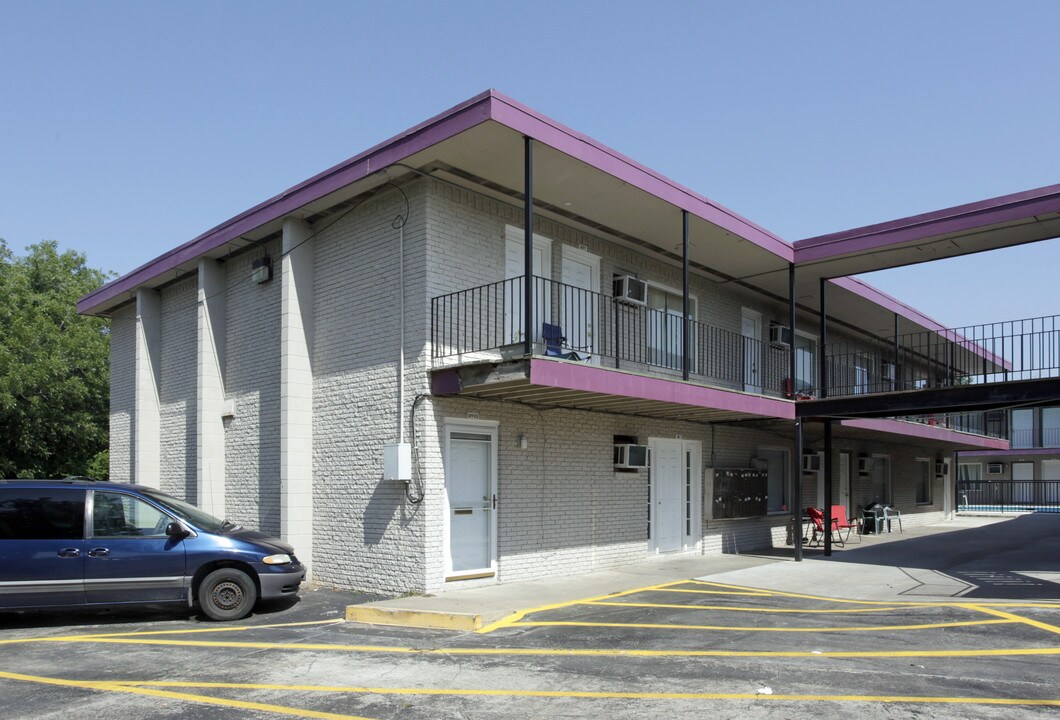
646;286;696;371
794;333;817;397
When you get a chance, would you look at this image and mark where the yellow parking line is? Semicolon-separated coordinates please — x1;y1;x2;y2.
508;618;1014;632
95;679;1060;707
477;580;688;633
584;601;910;614
0;618;345;646
653;588;775;596
966;605;1060;636
0;670;374;720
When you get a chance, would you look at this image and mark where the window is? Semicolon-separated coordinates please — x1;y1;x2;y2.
1042;407;1060;447
685;450;693;537
916;459;932;505
794;333;817;397
854;355;870;395
1012;408;1035;449
0;488;84;540
759;448;788;513
646;285;696;370
92;491;171;538
870;456;891;505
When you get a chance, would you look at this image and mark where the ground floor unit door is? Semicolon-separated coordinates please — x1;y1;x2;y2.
648;438;702;554
1012;462;1034;504
444;420;498;580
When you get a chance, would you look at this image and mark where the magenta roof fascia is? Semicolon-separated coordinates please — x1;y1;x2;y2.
529;358;795;419
488;92;791;260
829;276;1012;370
840;418;1010;450
795;182;1060;264
79;90;794;314
956;447;1059;457
77;91;498;314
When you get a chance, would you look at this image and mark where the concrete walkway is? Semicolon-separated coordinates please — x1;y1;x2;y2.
346;514;1059;630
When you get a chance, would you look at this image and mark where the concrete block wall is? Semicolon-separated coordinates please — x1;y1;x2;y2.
311;183;431;595
224;240;283;534
159;277;198;499
108;304;136;483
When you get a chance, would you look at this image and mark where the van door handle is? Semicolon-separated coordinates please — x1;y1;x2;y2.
57;548;80;558
87;548;110;557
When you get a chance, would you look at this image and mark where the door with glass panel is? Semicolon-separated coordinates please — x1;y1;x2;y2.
445;425;497;578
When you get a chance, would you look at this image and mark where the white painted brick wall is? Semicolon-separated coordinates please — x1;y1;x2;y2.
159;277;198;499
224;241;283;534
109;304;136;482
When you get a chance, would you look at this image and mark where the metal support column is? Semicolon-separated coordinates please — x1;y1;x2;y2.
824;419;833;556
790;264;803;562
819;278;828;399
893;314;900;391
682;210;690;381
523;136;534;357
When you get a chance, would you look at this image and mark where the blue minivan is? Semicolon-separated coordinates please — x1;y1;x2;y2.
0;479;305;620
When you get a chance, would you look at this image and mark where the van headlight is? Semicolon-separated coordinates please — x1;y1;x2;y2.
262;554;292;565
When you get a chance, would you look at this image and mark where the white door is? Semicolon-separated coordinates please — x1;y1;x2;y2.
1012;462;1034;504
504;227;552;345
741;309;762;393
649;438;701;553
560;247;600;364
839;452;851;512
445;425;497;577
1043;459;1060;481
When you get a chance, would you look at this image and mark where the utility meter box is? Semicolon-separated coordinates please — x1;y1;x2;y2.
383;443;412;481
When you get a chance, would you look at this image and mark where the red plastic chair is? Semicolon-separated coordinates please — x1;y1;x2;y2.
828;505;862;544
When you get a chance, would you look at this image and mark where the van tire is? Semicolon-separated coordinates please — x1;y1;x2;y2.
198;568;256;621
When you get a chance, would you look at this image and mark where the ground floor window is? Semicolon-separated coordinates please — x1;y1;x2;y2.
916;458;932;505
759;448;788;513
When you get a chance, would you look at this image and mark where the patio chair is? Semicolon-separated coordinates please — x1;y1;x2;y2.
882;506;903;533
805;507;846;548
542;322;589;361
828;505;862;544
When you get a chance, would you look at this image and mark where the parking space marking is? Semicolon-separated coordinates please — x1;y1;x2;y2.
584;601;909;614
0;669;375;720
0;618;345;646
966;604;1060;635
507;618;1014;632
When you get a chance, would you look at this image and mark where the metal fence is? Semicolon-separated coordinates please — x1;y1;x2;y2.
957;480;1060;513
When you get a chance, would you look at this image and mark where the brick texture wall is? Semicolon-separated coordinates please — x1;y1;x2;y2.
108;304;136;482
159;277;197;498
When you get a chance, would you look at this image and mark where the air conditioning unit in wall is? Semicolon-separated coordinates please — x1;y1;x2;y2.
769;325;792;348
987;462;1005;475
802;453;821;473
614;444;650;469
858;456;875;474
613;276;648;306
935;459;949;476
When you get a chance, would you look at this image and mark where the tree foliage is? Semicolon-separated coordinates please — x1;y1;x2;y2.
0;240;111;478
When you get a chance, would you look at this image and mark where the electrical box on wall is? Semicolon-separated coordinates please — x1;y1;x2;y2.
383;443;412;481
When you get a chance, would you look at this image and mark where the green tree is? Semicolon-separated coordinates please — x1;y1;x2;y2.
0;240;111;478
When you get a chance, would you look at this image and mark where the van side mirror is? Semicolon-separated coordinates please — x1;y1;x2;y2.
166;521;190;539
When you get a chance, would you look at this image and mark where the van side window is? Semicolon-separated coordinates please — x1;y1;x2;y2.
0;488;86;540
92;492;171;538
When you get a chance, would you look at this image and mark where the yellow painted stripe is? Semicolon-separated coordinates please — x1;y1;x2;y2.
0;670;374;720
103;680;1060;706
0;618;345;646
653;588;774;597
583;601;909;614
509;618;1014;632
966;605;1060;636
11;635;1060;658
477;580;688;634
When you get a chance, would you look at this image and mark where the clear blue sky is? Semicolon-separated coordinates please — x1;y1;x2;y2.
3;1;1058;328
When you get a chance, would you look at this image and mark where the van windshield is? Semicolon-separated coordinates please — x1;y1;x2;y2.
140;489;234;533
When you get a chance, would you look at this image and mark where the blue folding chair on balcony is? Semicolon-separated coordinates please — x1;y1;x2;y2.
542;322;589;362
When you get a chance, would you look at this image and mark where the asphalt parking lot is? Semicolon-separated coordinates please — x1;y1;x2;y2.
1;517;1058;719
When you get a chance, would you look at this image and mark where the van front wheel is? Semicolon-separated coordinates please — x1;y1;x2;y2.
198;568;257;621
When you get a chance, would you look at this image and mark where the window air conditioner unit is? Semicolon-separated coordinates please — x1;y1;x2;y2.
858;456;875;474
769;325;792;348
987;462;1005;475
614;443;649;469
934;460;949;476
881;362;896;382
802;453;821;473
613;276;648;306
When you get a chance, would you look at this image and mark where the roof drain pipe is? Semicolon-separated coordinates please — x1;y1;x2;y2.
383;188;412;488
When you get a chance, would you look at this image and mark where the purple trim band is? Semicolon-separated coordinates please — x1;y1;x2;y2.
795;183;1060;263
529;359;795;419
840;418;1010;450
957;447;1059;458
79;90;792;314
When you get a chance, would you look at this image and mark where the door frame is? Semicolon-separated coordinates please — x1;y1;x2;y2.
560;245;601;364
647;437;702;554
741;308;762;393
505;226;553;345
839;451;852;513
442;418;499;580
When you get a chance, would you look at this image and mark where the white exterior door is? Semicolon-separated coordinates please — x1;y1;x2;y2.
445;422;498;578
741;309;762;393
839;451;851;512
1012;462;1034;504
560;247;600;364
1043;459;1060;481
504;227;552;345
649;438;701;554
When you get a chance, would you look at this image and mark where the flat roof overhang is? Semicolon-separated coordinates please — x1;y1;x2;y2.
742;415;1009;452
431;358;795;424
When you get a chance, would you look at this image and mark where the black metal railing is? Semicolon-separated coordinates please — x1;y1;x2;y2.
432;276;791;394
958;480;1060;513
825;314;1060;397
